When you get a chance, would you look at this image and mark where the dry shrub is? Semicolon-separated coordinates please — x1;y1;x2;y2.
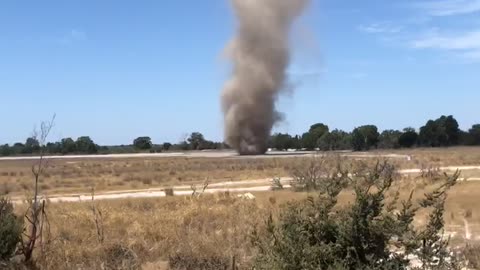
169;253;229;270
463;244;480;269
290;156;350;192
419;164;442;182
164;188;174;196
103;243;139;270
465;209;473;219
0;183;11;195
141;178;153;185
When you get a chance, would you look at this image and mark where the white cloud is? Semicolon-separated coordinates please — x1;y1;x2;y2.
411;30;480;49
416;0;480;16
411;30;480;60
358;22;403;34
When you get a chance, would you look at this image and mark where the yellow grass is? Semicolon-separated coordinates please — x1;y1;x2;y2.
6;176;476;269
1;147;480;269
0;146;479;195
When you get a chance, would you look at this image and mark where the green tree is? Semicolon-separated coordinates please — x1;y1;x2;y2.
317;132;333;151
398;127;418;148
61;138;76;154
351;125;379;151
442;115;460;145
419;115;460;147
419;120;443;146
45;142;62;154
162;142;172;151
198;139;216;150
302;123;329;150
75;136;98;154
11;143;25;155
291;135;302;150
271;133;294;150
331;130;352;150
378;130;401;149
316;130;352;151
469;124;480;145
0;145;11;156
301;132;317;150
187;132;206;150
23;137;40;154
133;137;153;150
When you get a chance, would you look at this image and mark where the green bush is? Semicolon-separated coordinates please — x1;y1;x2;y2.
252;160;459;270
0;198;22;261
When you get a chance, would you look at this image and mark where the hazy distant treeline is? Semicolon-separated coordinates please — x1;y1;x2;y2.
1;115;479;156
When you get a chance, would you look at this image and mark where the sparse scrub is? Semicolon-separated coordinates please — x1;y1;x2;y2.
252;160;461;270
0;183;11;195
290;156;349;192
0;148;479;269
270;177;283;191
420;164;442;182
1;147;480;195
103;243;139;270
0;198;23;261
164;188;174;196
462;244;480;269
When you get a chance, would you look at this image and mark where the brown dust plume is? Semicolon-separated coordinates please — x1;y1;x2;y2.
221;0;310;155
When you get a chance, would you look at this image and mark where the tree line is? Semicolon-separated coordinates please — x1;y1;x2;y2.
0;132;228;156
0;136;99;156
269;115;480;151
130;132;228;152
1;115;479;156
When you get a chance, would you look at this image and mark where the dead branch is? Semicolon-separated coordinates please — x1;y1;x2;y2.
90;187;105;244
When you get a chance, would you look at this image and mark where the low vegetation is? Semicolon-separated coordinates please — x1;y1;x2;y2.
0;157;478;269
0;198;22;262
254;161;461;269
1;147;480;195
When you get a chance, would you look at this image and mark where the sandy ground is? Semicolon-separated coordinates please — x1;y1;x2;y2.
0;150;411;161
13;165;480;204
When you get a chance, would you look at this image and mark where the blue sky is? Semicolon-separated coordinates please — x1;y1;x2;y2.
0;0;479;145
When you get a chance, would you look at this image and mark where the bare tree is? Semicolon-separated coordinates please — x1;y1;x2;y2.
20;114;55;263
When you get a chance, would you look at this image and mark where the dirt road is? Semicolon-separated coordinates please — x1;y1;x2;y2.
13;165;480;204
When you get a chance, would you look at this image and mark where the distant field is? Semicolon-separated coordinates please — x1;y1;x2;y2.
0;146;479;196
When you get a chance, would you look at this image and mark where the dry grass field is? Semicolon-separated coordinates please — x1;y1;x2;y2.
13;179;480;269
2;147;480;269
1;147;479;196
